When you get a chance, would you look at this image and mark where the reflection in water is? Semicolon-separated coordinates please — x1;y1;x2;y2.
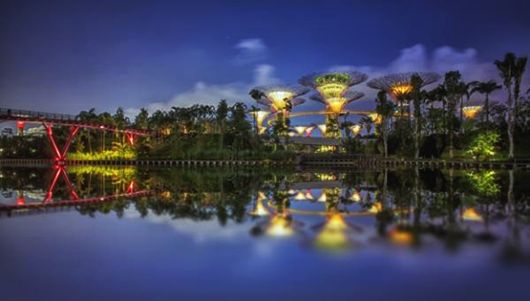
1;166;529;260
265;214;294;237
314;213;356;251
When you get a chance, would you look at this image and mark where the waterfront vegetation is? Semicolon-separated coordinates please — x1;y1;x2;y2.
1;166;529;254
0;52;528;162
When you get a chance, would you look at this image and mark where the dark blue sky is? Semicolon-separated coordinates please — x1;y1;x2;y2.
1;0;529;116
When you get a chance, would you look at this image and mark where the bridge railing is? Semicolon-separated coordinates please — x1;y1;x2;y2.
0;107;77;121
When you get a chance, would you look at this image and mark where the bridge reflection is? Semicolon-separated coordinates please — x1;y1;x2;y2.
0;165;151;214
1;167;527;259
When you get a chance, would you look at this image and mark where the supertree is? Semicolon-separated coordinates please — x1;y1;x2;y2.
367;72;440;102
299;71;367;137
249;85;309;136
367;72;440;123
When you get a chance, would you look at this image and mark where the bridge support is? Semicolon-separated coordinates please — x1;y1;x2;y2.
125;132;136;145
43;166;79;203
43;123;79;163
16;121;25;136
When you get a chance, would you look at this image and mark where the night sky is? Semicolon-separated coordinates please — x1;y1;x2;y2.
1;0;529;120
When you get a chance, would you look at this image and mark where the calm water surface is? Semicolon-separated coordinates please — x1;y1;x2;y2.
1;166;529;301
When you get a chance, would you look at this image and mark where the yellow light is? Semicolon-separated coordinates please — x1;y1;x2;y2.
368;202;382;213
390;83;413;97
250;111;270;134
249;191;270;216
294;192;307;200
160;191;171;200
350;191;361;202
368;113;382;125
315;173;335;181
267;91;294;111
350;124;361;136
463;208;483;222
326;213;348;231
250;198;270;217
463;106;482;119
314;213;350;251
389;229;413;246
327;98;347;114
317;83;348;99
293;126;308;136
266;215;293;237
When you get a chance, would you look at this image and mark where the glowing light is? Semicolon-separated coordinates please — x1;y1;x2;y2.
160;191;172;199
350;124;361;136
327;98;348;114
250;198;270;216
250;110;270;134
161;128;172;136
317;83;348;98
294;191;308;200
390;83;413;97
314;213;350;251
293;126;309;136
463;208;483;222
368;202;382;213
317;192;327;203
368;113;382;125
350;191;361;202
317;124;327;135
463;106;482;119
266;215;293;237
267;91;295;112
16;121;25;129
389;229;413;246
315;173;336;181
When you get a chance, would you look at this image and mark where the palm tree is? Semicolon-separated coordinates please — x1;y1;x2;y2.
459;81;478;125
443;71;462;159
410;74;425;159
470;80;501;123
513;56;528;116
495;53;516;159
375;90;395;158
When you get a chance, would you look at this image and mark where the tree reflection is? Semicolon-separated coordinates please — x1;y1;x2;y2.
1;166;529;261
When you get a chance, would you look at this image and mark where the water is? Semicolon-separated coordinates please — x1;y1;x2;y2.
1;166;529;301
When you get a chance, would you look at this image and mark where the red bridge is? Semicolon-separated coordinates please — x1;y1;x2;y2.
0;108;154;163
0;165;152;215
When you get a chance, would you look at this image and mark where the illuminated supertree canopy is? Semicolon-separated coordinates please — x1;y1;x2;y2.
299;71;368;114
366;72;440;100
310;90;365;114
249;85;309;113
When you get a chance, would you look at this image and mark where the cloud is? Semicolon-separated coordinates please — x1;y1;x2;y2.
126;64;279;118
233;38;268;64
330;44;511;108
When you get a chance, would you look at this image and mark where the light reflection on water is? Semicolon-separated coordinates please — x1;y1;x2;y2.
0;166;529;300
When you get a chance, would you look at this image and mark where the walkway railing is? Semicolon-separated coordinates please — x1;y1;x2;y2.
0;107;76;121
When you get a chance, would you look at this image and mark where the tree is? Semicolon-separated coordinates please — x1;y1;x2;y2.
494;53;527;159
216;100;229;149
458;81;478;126
470;80;501;123
410;74;425;159
134;108;149;129
513;56;528;115
375;90;395;158
442;71;462;159
227;102;252;155
466;131;500;161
